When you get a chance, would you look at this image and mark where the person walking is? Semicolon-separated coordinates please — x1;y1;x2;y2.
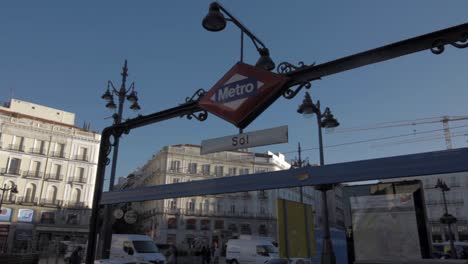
69;246;83;264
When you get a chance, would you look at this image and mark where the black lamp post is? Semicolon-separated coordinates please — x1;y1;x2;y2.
298;91;339;264
202;2;275;71
435;178;458;259
100;60;141;258
0;183;18;211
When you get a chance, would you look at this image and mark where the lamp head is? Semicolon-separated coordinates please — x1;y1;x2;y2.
101;89;113;102
105;99;117;110
130;101;141;111
126;90;138;103
297;92;315;118
255;48;275;71
11;185;18;194
321;107;339;128
202;2;226;32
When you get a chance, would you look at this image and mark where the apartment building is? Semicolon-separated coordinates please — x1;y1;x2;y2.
120;144;344;251
0;99;100;253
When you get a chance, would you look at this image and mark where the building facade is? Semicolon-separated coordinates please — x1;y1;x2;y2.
0;99;100;254
120;144;344;251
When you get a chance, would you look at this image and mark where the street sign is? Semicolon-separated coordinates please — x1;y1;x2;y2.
200;125;288;155
199;62;288;129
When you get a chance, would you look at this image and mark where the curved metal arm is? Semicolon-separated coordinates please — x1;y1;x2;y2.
108;80;118;93
214;2;267;50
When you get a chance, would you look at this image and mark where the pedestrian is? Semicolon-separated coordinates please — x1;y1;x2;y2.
69;246;83;264
201;246;207;264
213;243;220;264
167;245;178;264
205;246;211;264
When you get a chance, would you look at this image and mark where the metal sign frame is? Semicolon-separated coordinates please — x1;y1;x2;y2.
86;22;468;264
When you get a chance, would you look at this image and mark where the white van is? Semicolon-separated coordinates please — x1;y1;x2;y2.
109;234;166;264
226;238;279;264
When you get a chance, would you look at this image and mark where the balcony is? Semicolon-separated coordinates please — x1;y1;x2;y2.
16;196;38;205
50;151;66;159
73;154;89;162
8;144;25;152
45;173;63;181
64;201;86;209
1;195;16;204
165;208;181;215
0;168;22;176
40;199;63;207
29;147;47;156
24;171;43;179
68;176;87;184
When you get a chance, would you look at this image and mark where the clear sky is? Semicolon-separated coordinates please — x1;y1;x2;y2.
1;1;467;186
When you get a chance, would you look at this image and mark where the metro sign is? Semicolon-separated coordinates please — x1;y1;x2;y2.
199;62;288;129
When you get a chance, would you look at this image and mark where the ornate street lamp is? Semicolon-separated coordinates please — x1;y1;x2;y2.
298;91;339;264
435;178;458;259
0;183;18;211
202;2;275;71
100;60;142;259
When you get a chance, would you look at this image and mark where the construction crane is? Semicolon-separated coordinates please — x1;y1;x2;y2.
330;115;468;150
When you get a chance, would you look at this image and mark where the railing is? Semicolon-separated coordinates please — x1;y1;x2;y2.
40;199;63;207
8;144;25;152
24;171;43;179
16;196;38;205
65;201;86;208
73;155;89;162
50;151;66;158
0;168;22;176
29;148;46;155
44;173;63;181
165;208;181;214
68;176;87;184
1;195;16;204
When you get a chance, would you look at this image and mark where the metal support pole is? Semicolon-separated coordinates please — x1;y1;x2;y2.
316;112;336;264
442;189;458;259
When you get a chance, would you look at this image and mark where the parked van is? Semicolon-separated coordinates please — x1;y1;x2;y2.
226;237;279;264
109;234;166;264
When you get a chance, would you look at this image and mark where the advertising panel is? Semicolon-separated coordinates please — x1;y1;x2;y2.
17;209;34;222
0;208;12;222
351;193;421;261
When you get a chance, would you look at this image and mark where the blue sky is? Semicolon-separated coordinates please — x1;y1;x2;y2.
1;1;467;184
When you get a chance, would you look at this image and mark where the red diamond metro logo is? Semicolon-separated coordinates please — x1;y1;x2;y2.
199;62;288;129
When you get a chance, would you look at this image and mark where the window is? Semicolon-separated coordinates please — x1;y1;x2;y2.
77;167;85;182
31;161;41;176
47;186;57;203
72;188;81;203
230;204;235;214
53;164;62;179
258;224;268;235
450;176;459;187
170;160;180;172
8;158;21;175
201;164;210;176
204;200;210;213
168;218;177;229
239;168;249;175
78;147;88;161
186;219;196;230
40;212;55;224
172;178;180;184
56;143;65;157
188;163;197;174
34;140;46;155
217;202;223;213
215;166;224;177
12;136;24;151
25;183;37;203
188;200;195;212
240;224;251;235
170;199;177;209
201;219;210;230
214;220;224;230
228;167;237;176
